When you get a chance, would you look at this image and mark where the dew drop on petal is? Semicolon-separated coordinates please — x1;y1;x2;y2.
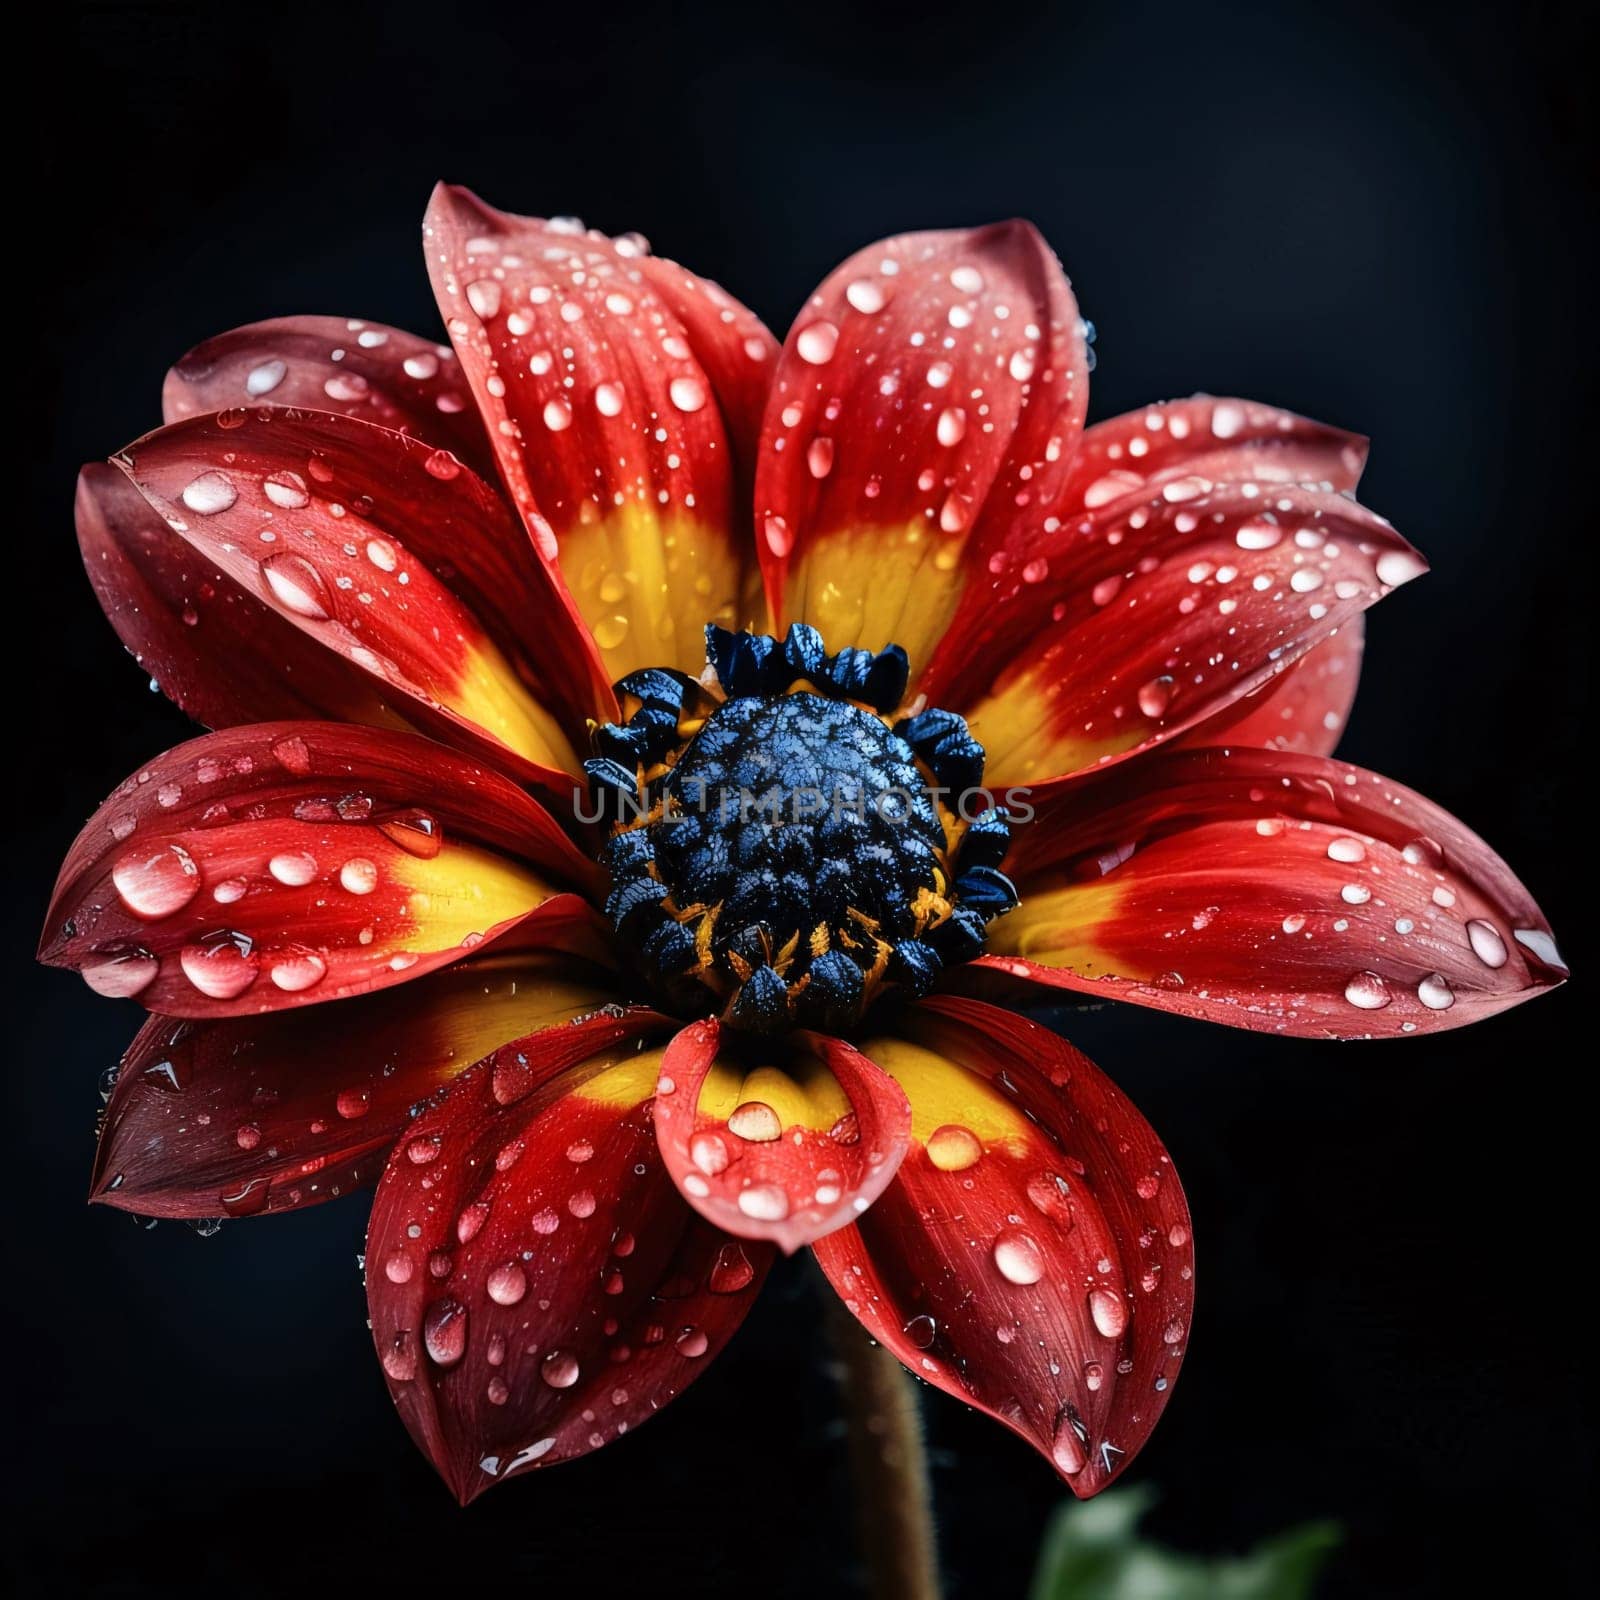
423;1299;468;1366
1088;1287;1128;1338
992;1228;1045;1285
796;321;839;365
1466;918;1508;968
182;471;238;515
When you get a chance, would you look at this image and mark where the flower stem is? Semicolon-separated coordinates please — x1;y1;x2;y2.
822;1289;942;1600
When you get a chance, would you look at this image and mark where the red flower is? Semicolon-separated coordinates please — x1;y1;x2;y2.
42;185;1563;1504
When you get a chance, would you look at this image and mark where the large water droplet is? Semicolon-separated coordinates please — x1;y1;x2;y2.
82;946;159;998
113;843;200;919
261;553;332;620
182;471;237;514
926;1124;982;1172
179;930;259;999
423;1299;468;1365
993;1228;1045;1285
1088;1287;1127;1338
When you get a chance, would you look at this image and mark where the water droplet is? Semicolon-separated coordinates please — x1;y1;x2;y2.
926;1124;982;1172
668;375;707;413
936;407;967;447
380;810;443;858
594;381;625;417
270;950;327;992
263;470;310;510
763;514;793;558
246;359;287;397
675;1326;709;1358
182;471;237;514
1088;1287;1127;1338
268;850;318;887
690;1132;731;1176
1326;836;1367;864
541;1349;580;1388
993;1228;1045;1285
179;931;259;999
1051;1408;1088;1475
1376;549;1426;587
736;1183;790;1222
1137;676;1175;719
1417;973;1455;1010
903;1313;937;1349
112;843;200;919
261;553;332;620
807;436;835;479
707;1241;756;1294
796;321;839;365
1466;918;1508;968
81;947;159;998
487;1262;527;1305
423;1299;468;1365
465;280;502;319
339;858;378;895
727;1102;781;1142
1344;971;1392;1010
845;278;887;314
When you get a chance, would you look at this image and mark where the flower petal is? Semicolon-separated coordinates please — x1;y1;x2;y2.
986;746;1566;1036
366;1009;773;1503
757;222;1089;673
812;996;1194;1495
161;315;496;476
112;406;609;790
960;483;1423;788
40;721;595;1017
632;255;780;482
1059;397;1369;520
652;1019;912;1254
77;463;396;729
91;951;619;1219
424;184;753;680
1177;617;1364;757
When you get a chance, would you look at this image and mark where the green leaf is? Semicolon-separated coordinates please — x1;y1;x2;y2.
1030;1488;1340;1600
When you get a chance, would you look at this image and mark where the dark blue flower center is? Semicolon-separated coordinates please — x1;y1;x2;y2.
585;624;1018;1033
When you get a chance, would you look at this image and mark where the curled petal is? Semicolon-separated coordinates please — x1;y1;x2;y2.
962;483;1423;788
986;746;1566;1036
1178;617;1364;757
757;221;1088;671
77;464;394;730
40;722;595;1017
813;997;1194;1495
653;1019;911;1253
162;315;495;475
92;951;619;1218
366;1009;773;1503
424;185;752;680
1060;397;1368;520
113;407;609;787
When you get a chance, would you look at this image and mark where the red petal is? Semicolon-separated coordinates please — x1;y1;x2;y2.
366;1009;773;1502
812;997;1193;1495
1060;397;1368;519
162;315;496;477
1177;617;1364;757
919;396;1371;710
959;483;1423;788
757;222;1089;671
77;464;393;730
92;951;620;1218
633;254;779;486
653;1020;912;1254
423;185;754;679
113;407;610;788
986;745;1566;1036
40;721;595;1017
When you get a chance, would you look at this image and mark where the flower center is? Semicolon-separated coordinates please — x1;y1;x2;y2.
586;624;1018;1033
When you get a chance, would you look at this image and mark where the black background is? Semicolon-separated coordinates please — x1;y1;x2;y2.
14;1;1591;1594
